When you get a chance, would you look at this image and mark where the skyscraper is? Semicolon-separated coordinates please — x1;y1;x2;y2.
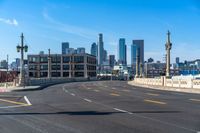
131;40;144;74
103;49;107;62
176;57;180;64
62;42;69;54
91;42;97;56
109;55;115;68
118;38;127;65
98;33;104;66
77;47;85;54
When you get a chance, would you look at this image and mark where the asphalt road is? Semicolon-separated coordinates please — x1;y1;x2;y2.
0;81;200;133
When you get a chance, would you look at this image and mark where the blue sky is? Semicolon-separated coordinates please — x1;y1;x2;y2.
0;0;200;64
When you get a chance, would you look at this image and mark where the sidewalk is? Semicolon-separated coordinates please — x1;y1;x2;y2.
128;81;200;94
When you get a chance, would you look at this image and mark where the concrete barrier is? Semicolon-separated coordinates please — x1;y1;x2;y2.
132;77;200;89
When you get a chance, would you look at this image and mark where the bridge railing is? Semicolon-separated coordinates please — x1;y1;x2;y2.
133;77;200;89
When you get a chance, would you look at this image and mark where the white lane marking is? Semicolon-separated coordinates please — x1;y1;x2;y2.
62;85;197;132
84;98;92;103
113;108;133;114
111;87;116;90
113;108;128;113
71;93;75;96
24;96;32;105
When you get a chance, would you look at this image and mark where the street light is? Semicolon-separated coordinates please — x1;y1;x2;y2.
16;33;28;87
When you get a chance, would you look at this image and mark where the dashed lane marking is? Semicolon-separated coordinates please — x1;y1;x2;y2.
70;93;75;96
94;90;100;92
113;108;127;113
144;99;166;105
113;108;133;114
110;93;120;97
189;99;200;102
84;98;92;103
146;93;159;96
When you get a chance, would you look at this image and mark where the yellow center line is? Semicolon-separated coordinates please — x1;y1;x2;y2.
146;93;159;96
189;99;200;102
0;98;28;106
144;99;166;105
110;93;120;96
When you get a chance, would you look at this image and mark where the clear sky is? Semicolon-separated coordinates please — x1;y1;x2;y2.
0;0;200;64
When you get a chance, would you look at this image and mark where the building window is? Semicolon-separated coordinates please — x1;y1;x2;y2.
87;57;96;64
75;72;84;77
29;57;39;63
29;65;37;70
40;57;48;63
74;56;84;63
74;65;84;70
52;55;61;63
51;72;60;77
63;56;70;63
40;65;48;70
29;72;37;78
63;65;69;70
88;72;96;77
87;65;96;70
40;72;48;77
63;72;69;77
52;65;61;70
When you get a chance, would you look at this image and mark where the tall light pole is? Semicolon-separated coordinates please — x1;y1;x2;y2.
165;30;172;78
48;49;51;78
16;33;28;87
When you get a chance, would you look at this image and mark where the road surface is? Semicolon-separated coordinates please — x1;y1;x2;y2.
0;81;199;133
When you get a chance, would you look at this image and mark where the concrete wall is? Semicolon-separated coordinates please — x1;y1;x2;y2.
27;77;97;86
133;77;200;89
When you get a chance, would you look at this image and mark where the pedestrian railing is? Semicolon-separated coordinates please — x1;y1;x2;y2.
133;77;200;89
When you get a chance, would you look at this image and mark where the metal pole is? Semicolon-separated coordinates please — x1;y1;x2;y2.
48;49;51;78
6;54;8;88
20;33;25;87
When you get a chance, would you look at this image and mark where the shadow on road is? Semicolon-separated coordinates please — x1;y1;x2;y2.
0;110;181;116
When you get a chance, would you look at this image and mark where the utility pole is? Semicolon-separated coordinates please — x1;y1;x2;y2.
48;49;51;78
165;31;172;78
17;33;28;87
135;47;140;78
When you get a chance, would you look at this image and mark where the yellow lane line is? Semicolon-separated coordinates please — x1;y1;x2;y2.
110;93;120;97
189;99;200;102
146;93;159;96
144;99;166;105
0;98;28;106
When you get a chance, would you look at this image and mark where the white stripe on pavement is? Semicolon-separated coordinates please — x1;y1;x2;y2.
24;96;32;105
84;98;92;103
71;93;75;96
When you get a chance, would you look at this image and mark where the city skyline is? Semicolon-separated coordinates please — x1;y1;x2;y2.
1;0;200;63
